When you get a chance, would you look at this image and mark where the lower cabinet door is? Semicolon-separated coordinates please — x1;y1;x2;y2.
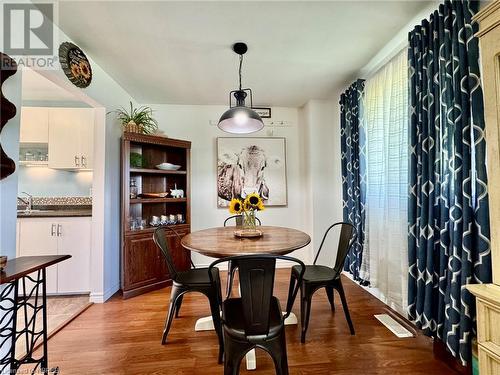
17;218;59;294
124;233;163;291
57;217;91;293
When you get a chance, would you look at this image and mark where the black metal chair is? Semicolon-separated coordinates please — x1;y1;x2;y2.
289;222;357;343
153;226;224;363
209;254;305;375
223;215;262;299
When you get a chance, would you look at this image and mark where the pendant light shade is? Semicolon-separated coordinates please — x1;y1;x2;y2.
218;107;264;134
217;43;264;134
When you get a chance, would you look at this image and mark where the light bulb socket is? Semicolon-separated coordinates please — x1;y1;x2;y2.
232;42;248;55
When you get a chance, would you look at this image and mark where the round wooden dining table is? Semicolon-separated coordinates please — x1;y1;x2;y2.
181;225;311;258
181;225;311;371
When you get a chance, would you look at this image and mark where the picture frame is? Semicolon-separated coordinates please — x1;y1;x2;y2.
217;137;287;207
252;107;272;118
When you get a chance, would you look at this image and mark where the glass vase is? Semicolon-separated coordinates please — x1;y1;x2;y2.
242;210;257;231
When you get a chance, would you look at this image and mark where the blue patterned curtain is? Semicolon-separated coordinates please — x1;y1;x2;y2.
340;79;367;283
407;0;491;365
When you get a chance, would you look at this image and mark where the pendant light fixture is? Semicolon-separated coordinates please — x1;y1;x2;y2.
217;42;264;134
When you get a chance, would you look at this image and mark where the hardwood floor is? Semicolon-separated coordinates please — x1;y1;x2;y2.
38;271;457;374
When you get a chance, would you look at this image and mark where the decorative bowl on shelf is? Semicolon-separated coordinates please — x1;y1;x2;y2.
155;162;181;171
139;192;169;198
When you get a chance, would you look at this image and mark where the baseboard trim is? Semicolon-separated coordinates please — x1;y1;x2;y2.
90;282;120;303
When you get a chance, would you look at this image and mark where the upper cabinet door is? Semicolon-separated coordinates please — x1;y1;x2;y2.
48;108;94;170
48;108;81;169
20;107;49;143
79;109;94;169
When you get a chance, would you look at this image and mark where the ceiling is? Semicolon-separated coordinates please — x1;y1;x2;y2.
22;68;82;102
58;1;432;107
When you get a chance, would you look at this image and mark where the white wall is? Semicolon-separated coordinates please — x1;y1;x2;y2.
17;168;93;197
299;98;344;265
147;104;313;266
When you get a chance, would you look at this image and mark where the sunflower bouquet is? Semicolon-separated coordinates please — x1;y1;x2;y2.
228;193;265;231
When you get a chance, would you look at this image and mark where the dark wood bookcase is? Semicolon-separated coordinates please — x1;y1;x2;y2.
121;132;191;299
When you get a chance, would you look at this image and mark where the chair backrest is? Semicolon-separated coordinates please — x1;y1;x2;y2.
153;226;184;281
313;222;356;276
223;214;262;227
209;254;305;336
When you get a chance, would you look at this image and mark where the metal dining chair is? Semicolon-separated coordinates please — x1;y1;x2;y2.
153;226;224;363
223;215;262;299
209;254;305;375
289;222;357;343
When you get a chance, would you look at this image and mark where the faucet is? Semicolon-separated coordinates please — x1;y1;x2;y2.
19;192;33;212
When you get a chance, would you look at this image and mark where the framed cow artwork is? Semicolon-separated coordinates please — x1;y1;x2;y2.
217;137;287;207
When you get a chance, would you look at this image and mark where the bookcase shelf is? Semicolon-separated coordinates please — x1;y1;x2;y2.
130;197;187;204
130;168;187;175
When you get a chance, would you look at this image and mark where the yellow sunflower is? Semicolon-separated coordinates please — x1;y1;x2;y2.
243;200;252;211
79;61;91;80
228;198;243;214
256;201;265;211
244;193;263;210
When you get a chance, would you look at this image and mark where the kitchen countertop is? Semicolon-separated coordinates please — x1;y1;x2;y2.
17;207;92;218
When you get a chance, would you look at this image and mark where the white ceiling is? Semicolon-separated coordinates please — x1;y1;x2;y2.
58;1;432;107
22;68;82;102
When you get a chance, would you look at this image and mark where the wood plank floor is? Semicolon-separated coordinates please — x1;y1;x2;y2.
38;271;457;374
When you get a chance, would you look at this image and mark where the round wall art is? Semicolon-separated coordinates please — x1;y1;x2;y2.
59;42;92;88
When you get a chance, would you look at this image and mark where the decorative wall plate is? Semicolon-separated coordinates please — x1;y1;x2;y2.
59;42;92;88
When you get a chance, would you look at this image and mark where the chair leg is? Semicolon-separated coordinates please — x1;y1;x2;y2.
286;272;297;312
225;261;238;299
207;290;224;364
325;286;335;311
265;330;289;375
300;285;313;343
223;334;249;375
162;285;183;344
174;294;184;318
336;280;355;335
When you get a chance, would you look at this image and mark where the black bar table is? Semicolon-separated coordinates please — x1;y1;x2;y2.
0;255;71;374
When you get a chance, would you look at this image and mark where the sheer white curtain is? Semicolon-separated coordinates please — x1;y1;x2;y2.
362;50;408;314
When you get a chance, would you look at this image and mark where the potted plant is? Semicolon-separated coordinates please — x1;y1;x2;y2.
113;101;159;134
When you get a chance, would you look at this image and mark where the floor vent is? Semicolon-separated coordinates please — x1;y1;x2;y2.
374;314;413;338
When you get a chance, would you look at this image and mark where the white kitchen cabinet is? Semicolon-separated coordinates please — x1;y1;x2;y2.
79;110;94;169
20;107;49;143
17;216;91;295
48;108;94;170
17;218;58;294
56;217;91;293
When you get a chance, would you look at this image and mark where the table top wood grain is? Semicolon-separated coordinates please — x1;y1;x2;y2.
0;255;71;284
181;226;311;258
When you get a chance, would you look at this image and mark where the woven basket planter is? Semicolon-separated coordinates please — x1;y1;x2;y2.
123;121;143;133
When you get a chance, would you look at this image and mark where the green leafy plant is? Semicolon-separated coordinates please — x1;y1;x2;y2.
113;101;159;134
130;152;144;168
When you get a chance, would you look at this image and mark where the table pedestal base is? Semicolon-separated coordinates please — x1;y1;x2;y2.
194;312;298;371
